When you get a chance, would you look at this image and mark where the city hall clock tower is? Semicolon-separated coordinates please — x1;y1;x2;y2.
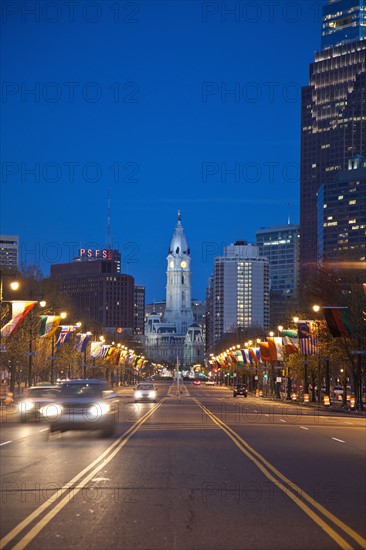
163;211;194;334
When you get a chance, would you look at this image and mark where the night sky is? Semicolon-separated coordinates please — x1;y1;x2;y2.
1;0;322;302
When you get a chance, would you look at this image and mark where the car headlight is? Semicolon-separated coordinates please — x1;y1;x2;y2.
18;400;35;412
135;391;142;399
87;402;110;418
40;403;63;419
148;391;156;399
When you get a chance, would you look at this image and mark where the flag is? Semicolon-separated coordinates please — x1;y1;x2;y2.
90;341;104;358
322;307;352;338
75;333;92;353
298;322;317;355
56;325;77;347
282;330;298;338
267;337;283;361
240;349;253;365
249;348;260;363
282;336;298;354
38;316;61;338
1;301;37;337
259;342;271;362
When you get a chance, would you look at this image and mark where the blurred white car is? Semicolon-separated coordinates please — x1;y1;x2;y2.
18;386;60;422
41;379;118;437
134;383;157;403
205;380;215;386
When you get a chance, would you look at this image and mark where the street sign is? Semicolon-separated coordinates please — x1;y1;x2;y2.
0;345;7;352
351;350;366;355
47;356;58;361
26;352;37;357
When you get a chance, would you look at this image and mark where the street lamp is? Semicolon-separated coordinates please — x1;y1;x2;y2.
27;300;46;388
0;275;20;395
50;311;67;384
312;305;322;404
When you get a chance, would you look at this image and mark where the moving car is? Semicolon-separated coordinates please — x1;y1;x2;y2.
41;379;118;437
134;383;157;403
233;384;248;398
205;380;215;386
18;386;60;422
193;380;201;386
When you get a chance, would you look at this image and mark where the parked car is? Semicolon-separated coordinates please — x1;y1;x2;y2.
18;386;60;422
40;379;118;437
134;383;157;403
233;384;248;398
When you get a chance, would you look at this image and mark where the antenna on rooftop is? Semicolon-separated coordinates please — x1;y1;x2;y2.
107;188;111;249
287;202;291;225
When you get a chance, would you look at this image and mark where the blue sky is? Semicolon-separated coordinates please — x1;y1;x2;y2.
1;0;323;302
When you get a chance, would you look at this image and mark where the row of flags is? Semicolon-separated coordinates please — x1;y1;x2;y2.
210;307;354;368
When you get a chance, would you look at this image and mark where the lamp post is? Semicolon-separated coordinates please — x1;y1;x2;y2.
312;305;322;404
50;311;67;384
27;300;46;388
0;275;20;396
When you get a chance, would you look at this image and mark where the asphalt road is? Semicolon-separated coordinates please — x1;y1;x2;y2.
1;382;365;550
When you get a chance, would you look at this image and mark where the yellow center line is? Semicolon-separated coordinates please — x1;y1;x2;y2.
195;399;366;550
1;400;164;550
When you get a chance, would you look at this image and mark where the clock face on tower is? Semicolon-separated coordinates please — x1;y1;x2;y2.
169;261;174;268
180;261;187;268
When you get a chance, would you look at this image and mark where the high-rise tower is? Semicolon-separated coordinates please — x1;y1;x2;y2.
300;0;366;276
163;211;194;333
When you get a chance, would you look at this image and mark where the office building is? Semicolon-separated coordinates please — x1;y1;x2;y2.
0;235;19;269
300;0;365;276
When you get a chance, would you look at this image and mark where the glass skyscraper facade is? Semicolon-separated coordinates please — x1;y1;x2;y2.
317;155;366;265
300;0;365;275
322;0;366;49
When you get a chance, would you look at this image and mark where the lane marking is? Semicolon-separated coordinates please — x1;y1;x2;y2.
0;440;12;446
332;438;345;443
279;419;286;423
300;426;309;430
343;422;353;425
1;400;165;550
195;399;365;550
39;429;48;432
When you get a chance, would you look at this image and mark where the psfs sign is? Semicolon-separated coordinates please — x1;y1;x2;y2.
79;249;114;260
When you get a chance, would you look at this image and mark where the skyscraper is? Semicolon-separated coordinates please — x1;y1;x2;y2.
317;155;366;266
256;224;300;326
300;0;365;275
206;242;269;353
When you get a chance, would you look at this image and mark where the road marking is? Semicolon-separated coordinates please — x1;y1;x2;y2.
0;440;11;446
264;414;269;417
343;422;353;425
39;429;48;432
300;426;309;430
1;400;165;550
280;419;286;423
332;438;345;443
195;398;365;550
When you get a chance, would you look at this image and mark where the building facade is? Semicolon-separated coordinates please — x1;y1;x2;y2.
206;242;270;353
134;285;145;335
300;0;365;276
51;258;136;334
0;235;19;269
256;225;300;327
317;155;366;267
144;213;204;368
